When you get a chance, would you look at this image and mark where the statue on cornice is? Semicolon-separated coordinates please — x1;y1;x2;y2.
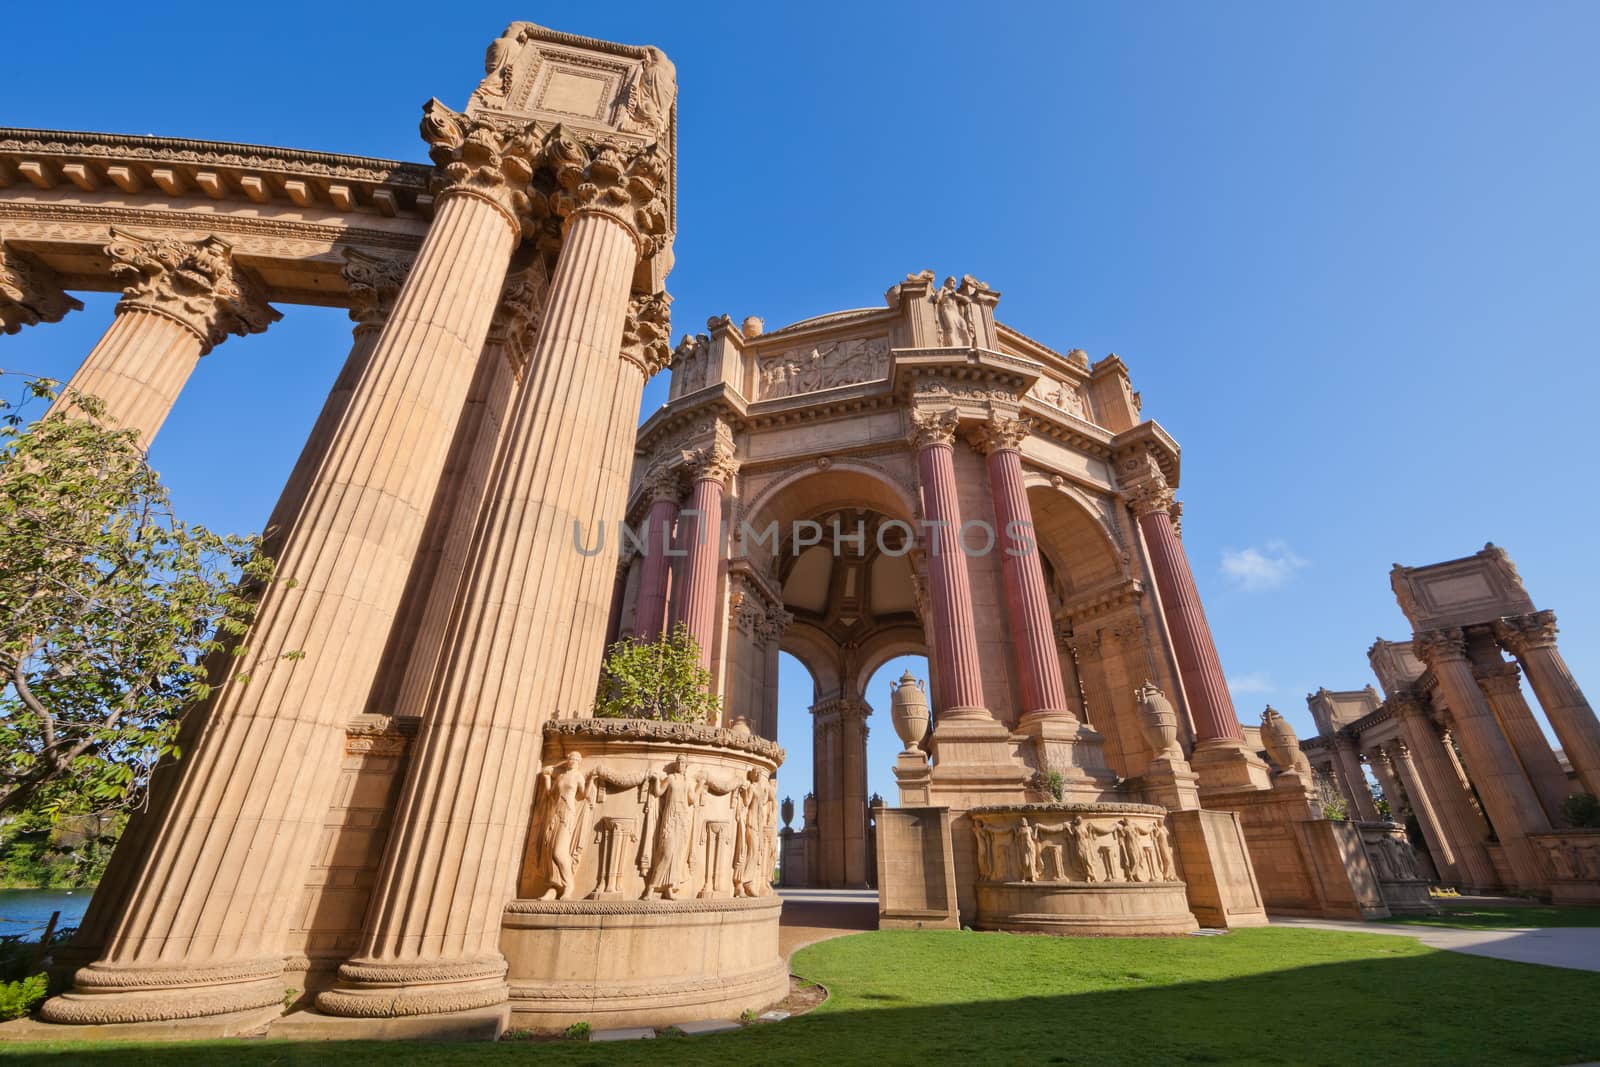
933;275;974;348
475;22;537;103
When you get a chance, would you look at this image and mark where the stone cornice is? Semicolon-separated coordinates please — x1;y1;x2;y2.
1110;421;1182;489
0;127;432;218
1055;578;1145;626
543;716;784;765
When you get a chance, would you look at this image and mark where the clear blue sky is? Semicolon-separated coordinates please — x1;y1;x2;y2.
5;3;1598;808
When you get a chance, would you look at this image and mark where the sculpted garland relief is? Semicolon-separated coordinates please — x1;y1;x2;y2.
526;750;778;903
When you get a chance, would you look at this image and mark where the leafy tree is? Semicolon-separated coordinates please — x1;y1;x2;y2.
592;622;721;724
0;375;275;825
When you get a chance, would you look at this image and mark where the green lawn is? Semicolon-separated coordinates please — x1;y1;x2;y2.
1385;904;1600;929
4;927;1599;1065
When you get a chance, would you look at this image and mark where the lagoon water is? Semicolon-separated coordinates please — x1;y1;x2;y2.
0;888;91;940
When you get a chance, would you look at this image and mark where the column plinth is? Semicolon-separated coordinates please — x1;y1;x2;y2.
1413;629;1550;889
319;165;669;1019
44;230;278;448
1497;611;1600;800
1125;470;1269;791
44;110;536;1027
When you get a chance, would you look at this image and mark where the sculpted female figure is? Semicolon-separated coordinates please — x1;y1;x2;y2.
932;276;973;348
532;752;590;900
640;755;703;900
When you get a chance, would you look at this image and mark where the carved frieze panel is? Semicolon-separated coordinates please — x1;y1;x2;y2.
757;335;891;400
1028;374;1088;421
970;805;1177;886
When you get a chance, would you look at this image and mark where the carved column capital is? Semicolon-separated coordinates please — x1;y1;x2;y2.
420;99;541;239
1388;691;1432;724
689;438;738;486
1411;627;1468;668
544;128;671;260
756;607;793;647
1494;610;1559;656
642;463;683;504
1472;660;1524;697
340;248;411;332
620;289;672;376
729;585;766;637
907;407;960;449
0;243;83;335
1125;475;1176;519
968;414;1029;456
486;262;550;377
105;228;280;354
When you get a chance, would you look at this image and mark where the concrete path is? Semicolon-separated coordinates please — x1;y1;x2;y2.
777;888;878;959
1271;918;1600;973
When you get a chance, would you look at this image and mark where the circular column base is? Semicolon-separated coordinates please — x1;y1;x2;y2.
976;880;1200;936
40;958;286;1025
315;956;509;1018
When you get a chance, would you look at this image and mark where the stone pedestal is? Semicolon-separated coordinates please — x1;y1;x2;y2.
1356;821;1438;916
1528;830;1600;905
1166;809;1268;928
875;807;961;930
968;804;1198;935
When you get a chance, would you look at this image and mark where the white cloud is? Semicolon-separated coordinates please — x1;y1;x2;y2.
1220;541;1307;592
1227;672;1275;697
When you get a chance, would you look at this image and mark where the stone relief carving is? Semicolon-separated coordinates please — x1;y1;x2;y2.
671;331;712;394
757;336;890;400
1028;374;1087;420
473;23;536;105
621;289;673;376
1538;836;1600;881
971;807;1176;885
529;752;592;900
105;228;280;353
618;47;678;137
340;248;412;330
932;275;976;347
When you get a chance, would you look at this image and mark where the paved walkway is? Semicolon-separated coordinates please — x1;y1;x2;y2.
1271;918;1600;973
777;888;878;959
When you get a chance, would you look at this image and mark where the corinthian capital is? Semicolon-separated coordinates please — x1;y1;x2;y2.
969;414;1029;456
0;244;83;335
690;438;739;486
545;128;671;258
487;262;550;377
340;248;412;331
1125;475;1176;519
106;229;280;354
908;408;960;449
642;463;683;504
1411;627;1467;668
420;99;540;237
1494;610;1559;656
620;289;672;376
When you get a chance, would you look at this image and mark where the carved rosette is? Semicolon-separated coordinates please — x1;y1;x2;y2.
1494;610;1559;656
104;228;280;354
1411;627;1468;667
487;261;550;377
907;408;960;450
545;128;671;259
420;98;541;237
969;414;1030;456
621;289;673;376
0;243;83;334
340;247;412;331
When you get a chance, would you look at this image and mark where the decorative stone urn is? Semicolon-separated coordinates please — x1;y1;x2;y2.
781;795;795;830
501;718;787;1030
968;803;1198;935
1135;681;1182;759
890;670;930;753
1259;707;1307;777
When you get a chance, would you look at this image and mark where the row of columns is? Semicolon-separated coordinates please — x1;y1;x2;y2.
42;104;676;1025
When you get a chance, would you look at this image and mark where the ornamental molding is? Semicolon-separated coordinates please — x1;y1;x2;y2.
487;260;551;376
543;717;784;764
0;241;82;334
504;895;781;917
340;247;412;329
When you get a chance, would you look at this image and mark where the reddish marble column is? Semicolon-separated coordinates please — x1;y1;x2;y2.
910;409;986;716
1127;478;1242;746
1497;611;1600;799
973;416;1071;718
632;467;682;642
1474;660;1574;822
668;440;736;668
1392;695;1498;890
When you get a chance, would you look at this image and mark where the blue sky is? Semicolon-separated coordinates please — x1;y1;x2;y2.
5;3;1597;807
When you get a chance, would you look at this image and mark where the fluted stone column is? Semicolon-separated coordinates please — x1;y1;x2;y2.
43;102;538;1027
1332;735;1380;820
1475;660;1573;822
1383;739;1460;883
318;129;672;1019
632;466;683;641
1366;744;1407;817
1124;463;1267;789
365;265;544;720
840;699;872;887
0;242;83;334
58;251;411;974
1497;611;1600;799
909;409;986;716
1391;695;1497;889
972;416;1071;718
811;701;844;887
1413;629;1550;888
44;229;278;448
669;435;737;671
